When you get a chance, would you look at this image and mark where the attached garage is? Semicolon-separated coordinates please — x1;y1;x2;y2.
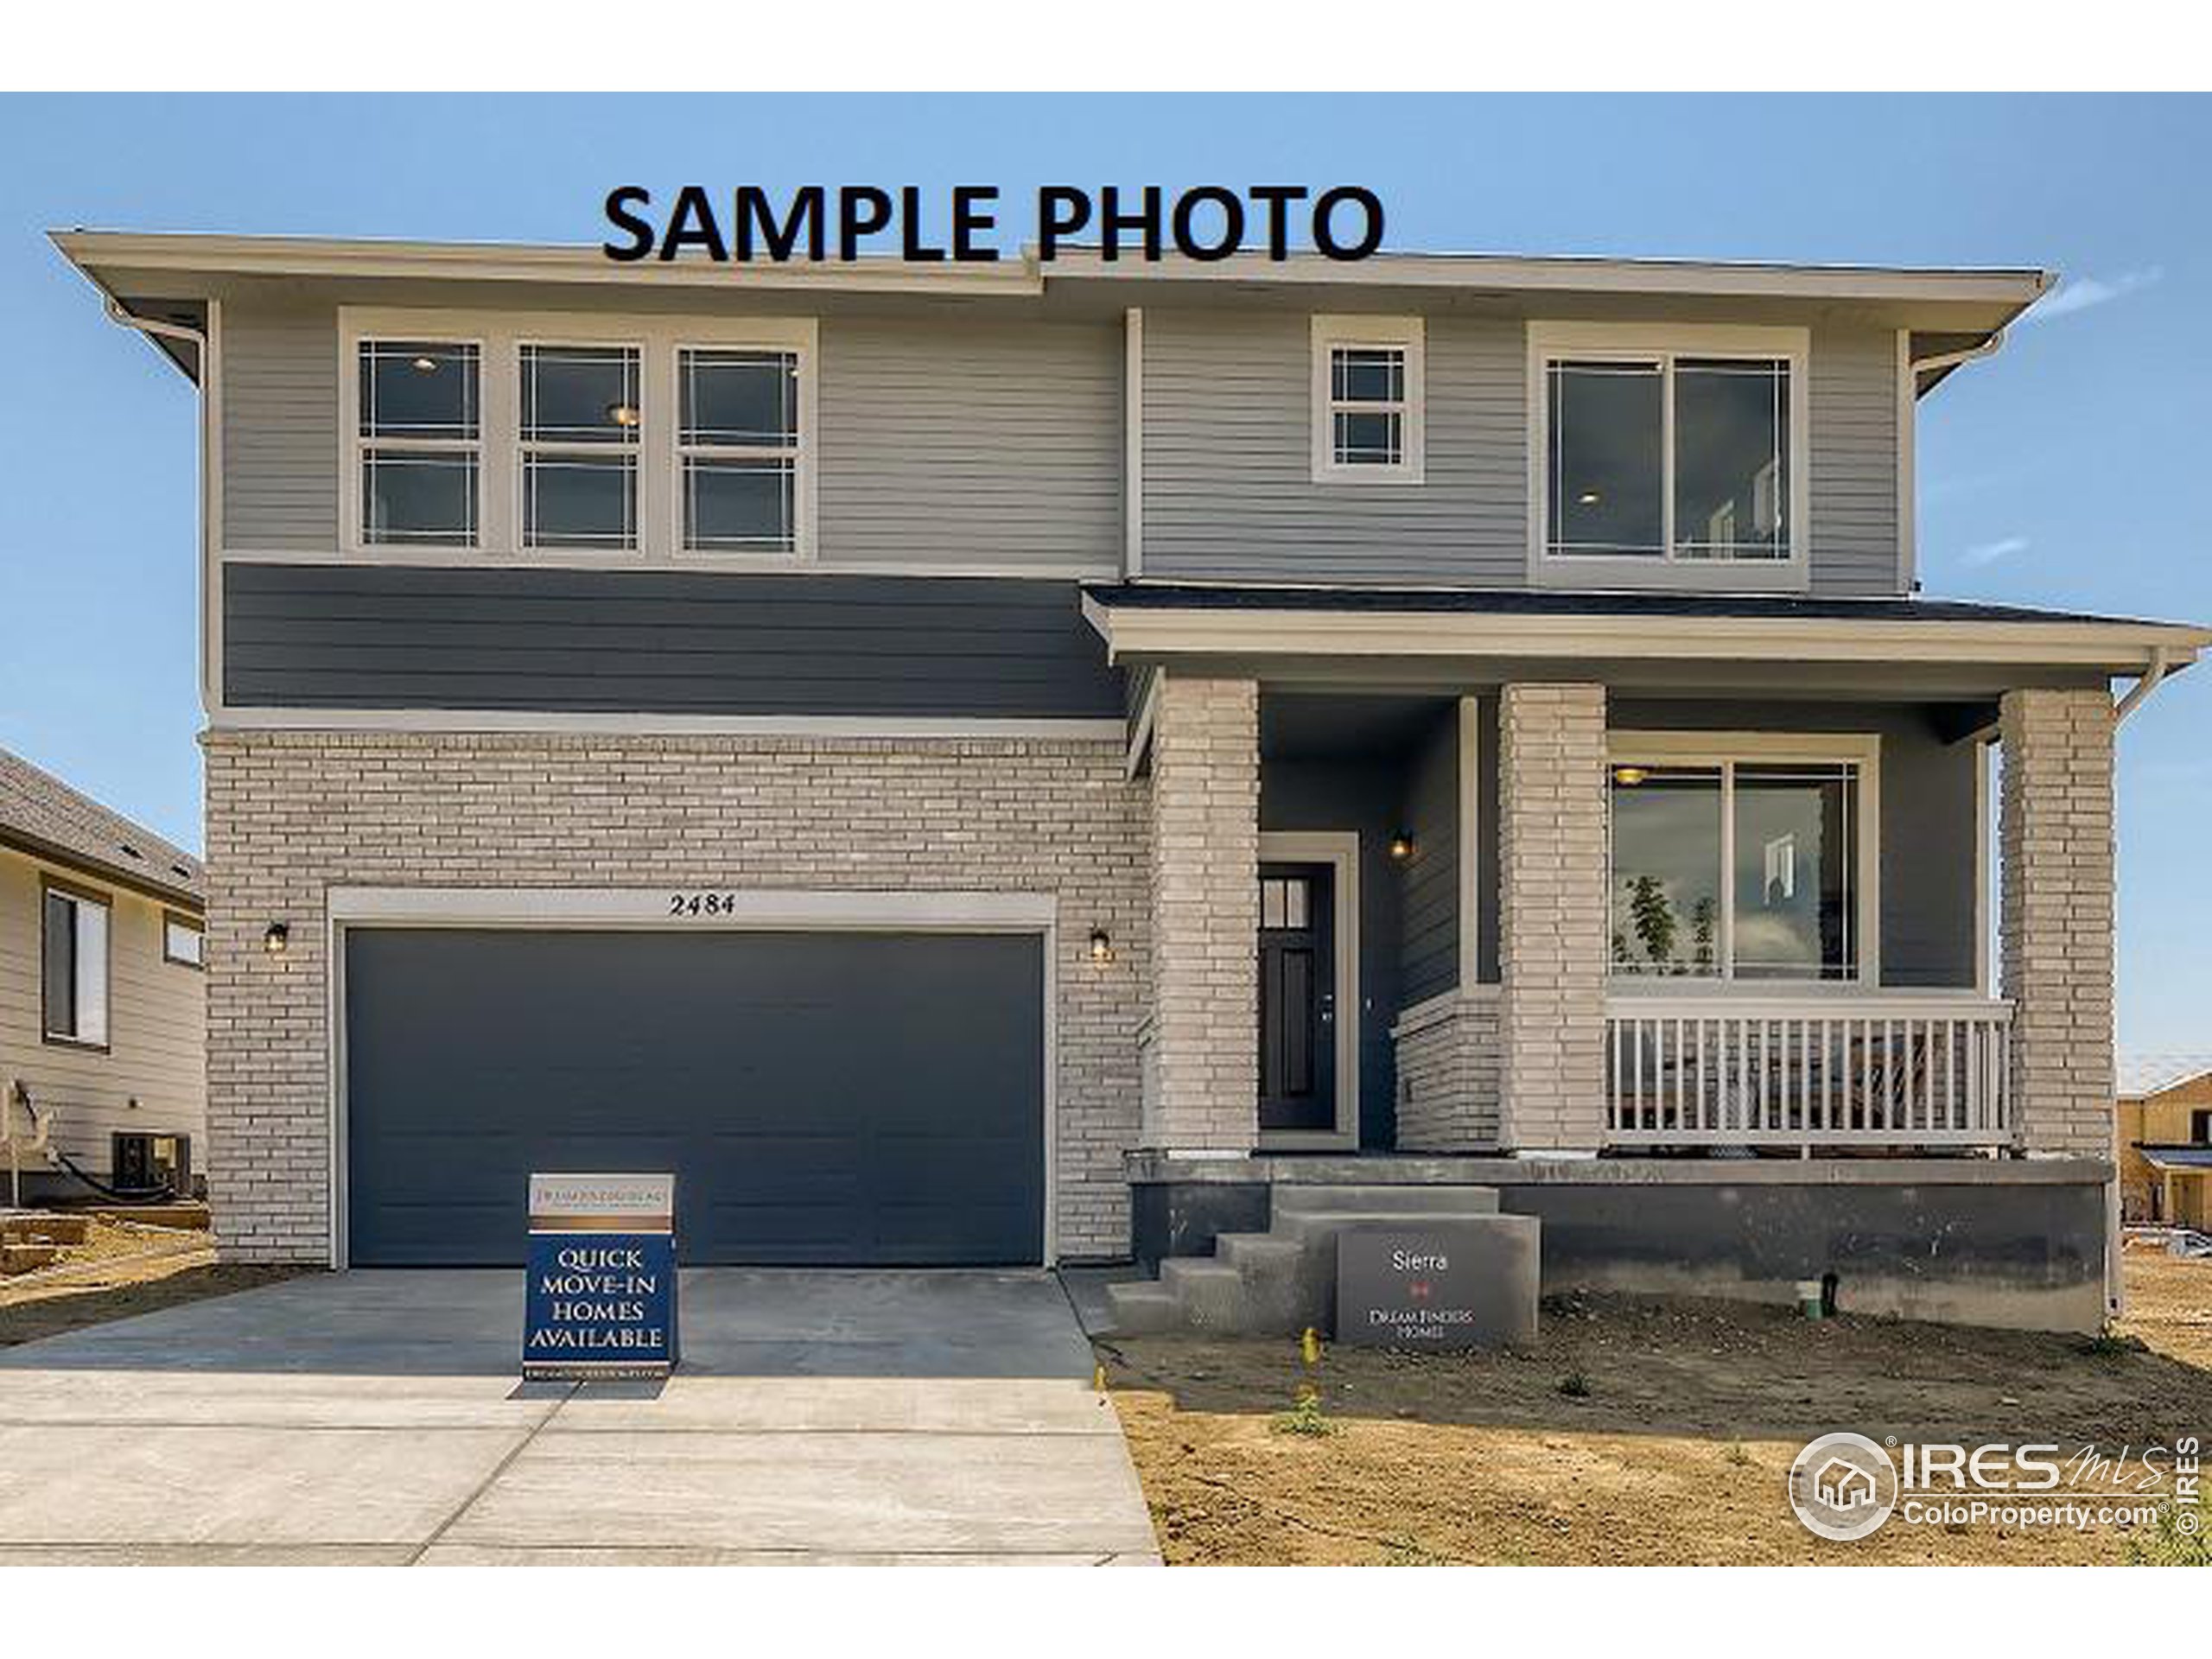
340;920;1047;1268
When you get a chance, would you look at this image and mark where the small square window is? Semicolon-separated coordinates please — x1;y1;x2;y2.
163;916;204;969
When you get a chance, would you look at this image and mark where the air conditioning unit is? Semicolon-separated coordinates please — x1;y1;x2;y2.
111;1131;191;1196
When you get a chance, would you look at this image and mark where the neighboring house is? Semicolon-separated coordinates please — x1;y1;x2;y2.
2116;1058;2212;1228
0;747;206;1202
54;230;2212;1333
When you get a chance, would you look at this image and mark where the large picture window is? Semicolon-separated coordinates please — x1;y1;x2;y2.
1535;327;1803;569
1609;745;1870;983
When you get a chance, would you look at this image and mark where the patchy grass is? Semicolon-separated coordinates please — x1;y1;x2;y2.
1100;1254;2212;1566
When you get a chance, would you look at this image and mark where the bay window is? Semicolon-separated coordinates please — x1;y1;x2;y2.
1535;325;1805;571
1608;738;1875;984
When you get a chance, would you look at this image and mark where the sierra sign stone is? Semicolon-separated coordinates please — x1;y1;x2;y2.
1335;1217;1541;1349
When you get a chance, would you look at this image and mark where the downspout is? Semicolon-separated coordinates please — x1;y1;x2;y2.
98;296;217;719
1909;328;2007;382
2114;645;2173;726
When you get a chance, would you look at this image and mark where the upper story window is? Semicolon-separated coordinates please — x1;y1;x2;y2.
42;881;111;1047
162;912;206;969
1531;324;1808;581
358;340;481;547
678;348;800;552
520;344;641;550
340;311;815;563
1310;315;1425;483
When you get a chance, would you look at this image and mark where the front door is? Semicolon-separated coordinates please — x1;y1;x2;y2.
1258;861;1337;1134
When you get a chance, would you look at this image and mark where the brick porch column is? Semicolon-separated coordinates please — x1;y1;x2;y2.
1999;687;2116;1159
1497;683;1609;1154
1142;674;1260;1153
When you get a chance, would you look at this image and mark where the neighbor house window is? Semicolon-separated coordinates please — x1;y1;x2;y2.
162;913;205;969
520;344;641;550
1538;328;1801;565
42;883;111;1046
679;347;801;551
1608;746;1869;982
1311;316;1424;482
357;340;481;547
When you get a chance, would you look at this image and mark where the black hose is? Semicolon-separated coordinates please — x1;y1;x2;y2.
10;1082;176;1204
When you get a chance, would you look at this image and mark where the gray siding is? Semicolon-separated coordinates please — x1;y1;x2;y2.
1397;709;1461;1003
1808;324;1902;596
1141;310;1528;584
1140;309;1906;597
1607;699;1979;987
222;565;1122;716
817;317;1122;573
214;304;1123;574
221;306;339;550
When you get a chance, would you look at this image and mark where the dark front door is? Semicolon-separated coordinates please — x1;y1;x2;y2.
1258;862;1337;1134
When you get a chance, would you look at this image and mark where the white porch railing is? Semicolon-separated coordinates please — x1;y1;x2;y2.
1604;992;2013;1151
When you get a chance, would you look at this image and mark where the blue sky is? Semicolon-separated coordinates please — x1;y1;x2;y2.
1;93;2205;1057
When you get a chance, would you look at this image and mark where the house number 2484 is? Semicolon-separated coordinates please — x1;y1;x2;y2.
668;892;739;917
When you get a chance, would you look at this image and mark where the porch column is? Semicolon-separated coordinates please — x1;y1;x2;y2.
1497;683;1609;1154
1142;673;1260;1153
1999;687;2116;1159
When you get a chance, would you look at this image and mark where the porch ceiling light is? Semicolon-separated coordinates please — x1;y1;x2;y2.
1088;927;1114;964
1388;832;1416;861
607;402;641;428
1613;766;1649;786
410;354;438;372
263;921;290;956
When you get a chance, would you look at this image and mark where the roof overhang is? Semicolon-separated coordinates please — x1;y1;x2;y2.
1082;586;2209;693
0;826;205;912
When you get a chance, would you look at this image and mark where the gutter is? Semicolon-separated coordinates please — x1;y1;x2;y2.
2114;645;2174;725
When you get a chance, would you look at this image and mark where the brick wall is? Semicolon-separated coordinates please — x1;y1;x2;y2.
1142;676;1260;1150
1999;688;2116;1161
201;729;1148;1262
1392;988;1502;1150
1497;683;1608;1153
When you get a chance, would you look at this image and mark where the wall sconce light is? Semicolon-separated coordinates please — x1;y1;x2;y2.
1388;831;1416;862
1088;927;1114;964
263;922;290;956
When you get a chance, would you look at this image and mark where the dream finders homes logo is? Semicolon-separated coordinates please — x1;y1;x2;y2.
601;183;1389;264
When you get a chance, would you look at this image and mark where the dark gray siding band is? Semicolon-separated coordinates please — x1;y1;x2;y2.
223;564;1124;716
1397;708;1461;1005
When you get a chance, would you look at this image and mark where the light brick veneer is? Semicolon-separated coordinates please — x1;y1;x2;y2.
1497;683;1609;1154
1999;688;2116;1160
1392;988;1502;1150
201;729;1149;1263
1141;675;1260;1151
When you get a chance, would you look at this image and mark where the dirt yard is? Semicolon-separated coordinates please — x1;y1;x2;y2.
0;1217;302;1347
1101;1251;2212;1565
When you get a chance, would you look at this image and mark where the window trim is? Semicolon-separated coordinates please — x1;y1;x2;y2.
337;308;817;567
41;875;114;1052
1527;321;1810;592
352;334;486;551
672;340;806;558
514;337;645;554
1310;315;1426;485
162;910;207;971
1605;730;1880;991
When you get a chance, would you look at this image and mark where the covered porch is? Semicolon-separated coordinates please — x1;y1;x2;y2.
1095;582;2207;1171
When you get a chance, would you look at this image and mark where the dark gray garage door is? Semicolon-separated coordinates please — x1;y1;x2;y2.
343;928;1045;1267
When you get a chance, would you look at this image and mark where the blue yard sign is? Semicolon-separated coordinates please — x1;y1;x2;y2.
522;1173;679;1380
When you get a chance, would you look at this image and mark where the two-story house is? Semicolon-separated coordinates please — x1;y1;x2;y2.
56;230;2208;1332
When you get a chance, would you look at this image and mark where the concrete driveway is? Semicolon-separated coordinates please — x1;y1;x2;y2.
0;1269;1160;1565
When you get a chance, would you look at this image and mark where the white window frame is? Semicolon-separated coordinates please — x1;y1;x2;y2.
163;912;207;969
1605;730;1880;991
515;337;645;555
338;308;817;567
41;880;112;1048
1310;315;1426;484
673;340;806;558
351;334;486;551
1527;321;1810;592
